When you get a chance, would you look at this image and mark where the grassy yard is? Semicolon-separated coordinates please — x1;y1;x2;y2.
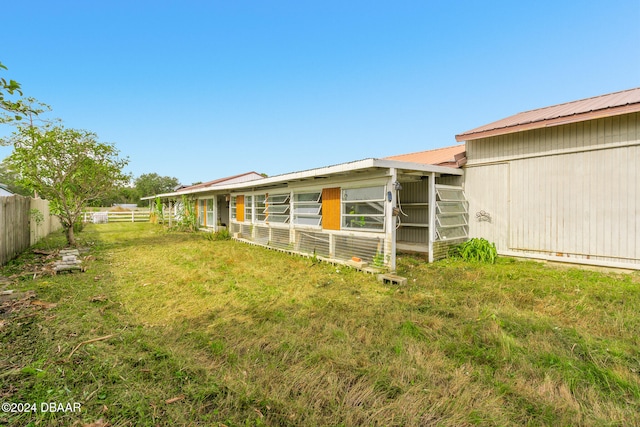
1;223;639;426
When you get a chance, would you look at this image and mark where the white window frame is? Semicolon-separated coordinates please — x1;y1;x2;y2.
341;185;386;232
293;191;322;228
435;185;469;241
254;194;267;223
245;194;253;222
266;192;290;226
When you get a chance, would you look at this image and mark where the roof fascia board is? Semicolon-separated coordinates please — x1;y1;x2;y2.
372;159;463;176
142;159;379;200
141;158;462;200
456;104;640;142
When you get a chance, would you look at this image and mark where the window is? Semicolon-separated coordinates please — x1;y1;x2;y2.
293;191;322;227
230;196;237;220
255;194;267;222
341;186;385;231
435;186;469;241
245;195;253;222
198;199;205;226
266;193;290;224
231;195;244;222
206;199;214;227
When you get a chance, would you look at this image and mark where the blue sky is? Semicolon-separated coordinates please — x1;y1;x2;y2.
1;0;639;185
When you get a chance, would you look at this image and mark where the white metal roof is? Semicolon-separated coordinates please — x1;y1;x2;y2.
144;157;462;200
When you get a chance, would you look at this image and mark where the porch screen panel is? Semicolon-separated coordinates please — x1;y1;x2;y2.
322;187;341;230
236;195;245;222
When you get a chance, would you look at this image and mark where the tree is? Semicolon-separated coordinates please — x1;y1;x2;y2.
0;158;31;196
134;173;180;201
0;61;30;125
1;97;54;146
5;125;130;246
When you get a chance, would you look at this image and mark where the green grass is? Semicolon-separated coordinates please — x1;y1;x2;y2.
1;223;639;426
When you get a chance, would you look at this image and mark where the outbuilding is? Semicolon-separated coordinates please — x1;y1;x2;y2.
456;88;640;270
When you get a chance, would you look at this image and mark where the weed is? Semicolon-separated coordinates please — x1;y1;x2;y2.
372;251;385;267
205;228;231;241
449;238;498;263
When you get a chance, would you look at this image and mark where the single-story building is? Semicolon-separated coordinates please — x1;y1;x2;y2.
146;88;639;271
456;87;640;270
145;146;468;270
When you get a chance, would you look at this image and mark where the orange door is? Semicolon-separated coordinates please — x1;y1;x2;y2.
322;188;340;230
236;195;245;222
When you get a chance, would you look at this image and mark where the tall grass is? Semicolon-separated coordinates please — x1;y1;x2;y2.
1;223;638;426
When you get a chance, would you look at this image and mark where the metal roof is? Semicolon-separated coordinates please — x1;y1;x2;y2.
175;171;264;193
456;87;640;141
384;144;466;168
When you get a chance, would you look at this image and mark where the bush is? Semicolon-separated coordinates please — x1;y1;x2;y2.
205;228;231;241
450;238;498;264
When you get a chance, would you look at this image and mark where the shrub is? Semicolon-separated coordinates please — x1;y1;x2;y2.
450;238;498;264
205;228;231;241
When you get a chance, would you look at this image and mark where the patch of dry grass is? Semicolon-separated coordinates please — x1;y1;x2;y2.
1;223;639;426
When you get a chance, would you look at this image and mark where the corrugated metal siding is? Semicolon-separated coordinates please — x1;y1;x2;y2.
296;230;331;258
322;187;341;230
432;239;464;261
397;227;428;244
254;225;270;245
270;227;291;249
334;234;384;264
230;222;240;234
239;224;252;239
465;112;639;267
397;180;429;245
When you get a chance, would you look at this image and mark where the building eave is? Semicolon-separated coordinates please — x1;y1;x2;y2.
141;158;462;201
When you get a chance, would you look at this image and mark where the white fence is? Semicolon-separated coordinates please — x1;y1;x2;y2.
83;211;151;223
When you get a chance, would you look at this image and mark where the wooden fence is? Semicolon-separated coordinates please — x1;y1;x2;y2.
0;196;62;267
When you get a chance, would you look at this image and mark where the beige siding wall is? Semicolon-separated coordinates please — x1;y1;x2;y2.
435;174;463;186
509;145;638;262
465;163;509;250
467;112;639;165
464;112;639;268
